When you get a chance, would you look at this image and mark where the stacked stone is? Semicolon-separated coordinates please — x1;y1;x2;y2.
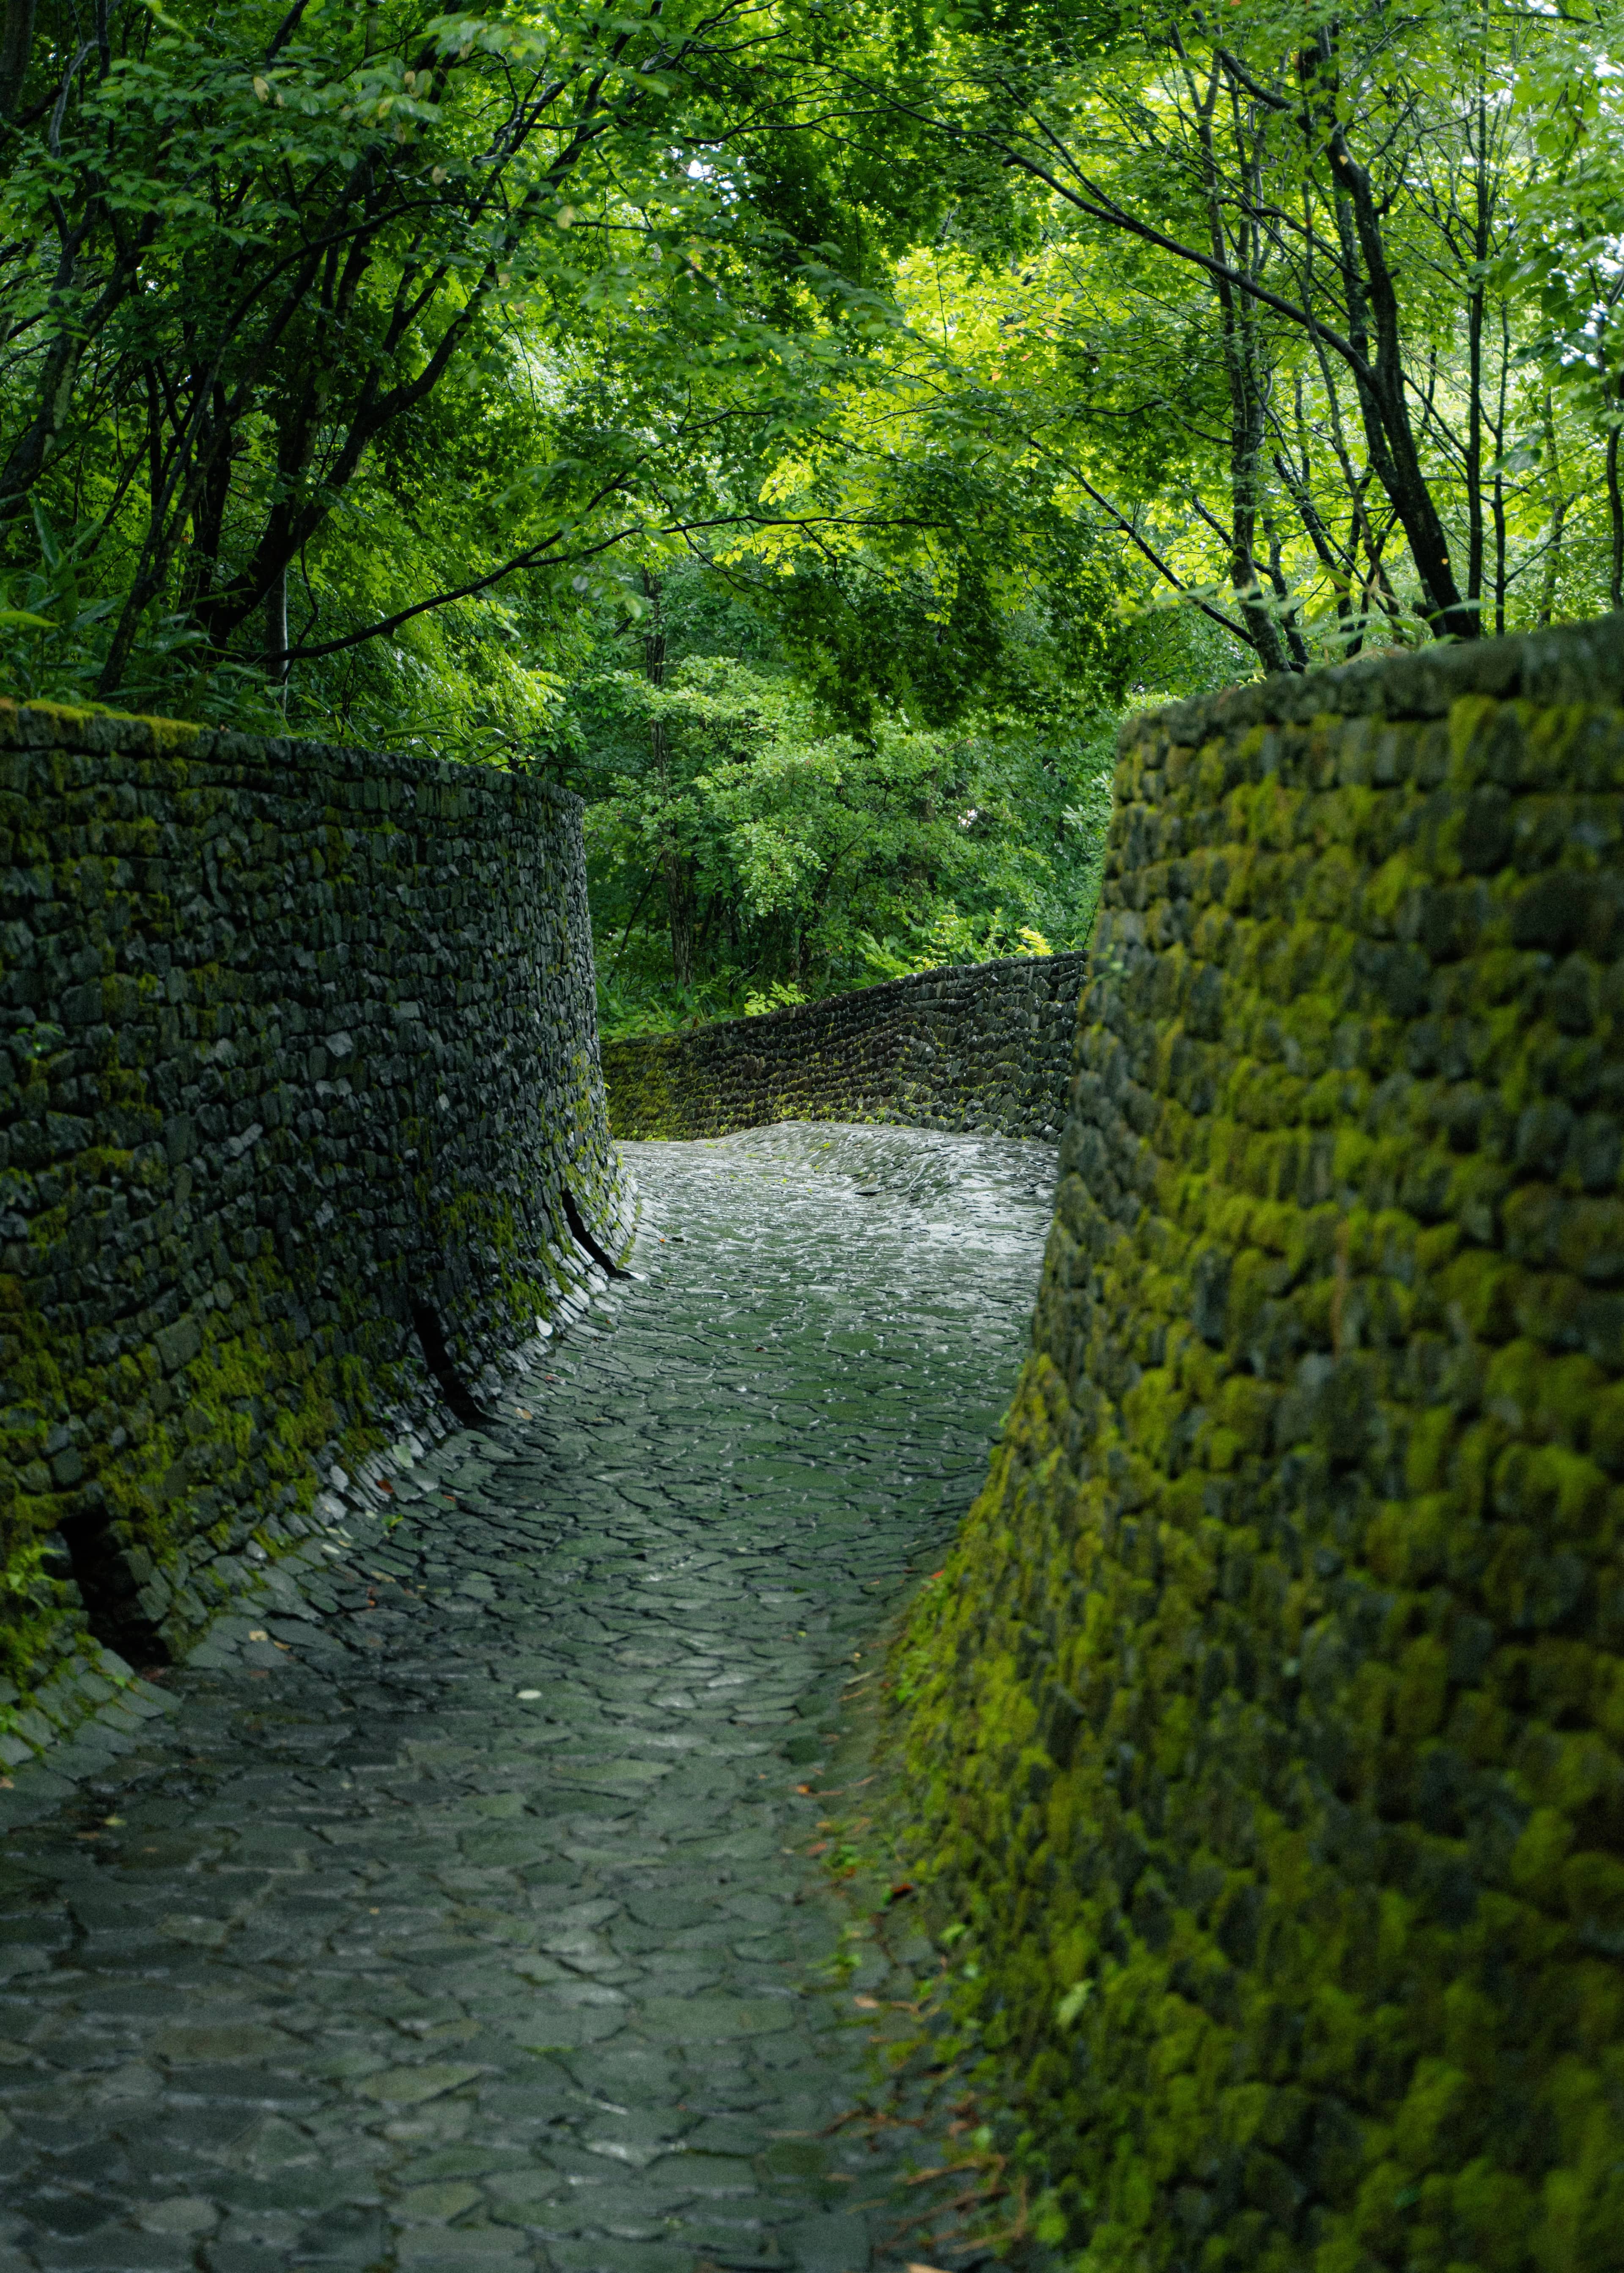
896;617;1624;2273
602;951;1091;1145
0;702;625;1725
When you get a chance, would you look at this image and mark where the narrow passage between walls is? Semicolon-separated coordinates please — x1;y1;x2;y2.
0;1123;1052;2273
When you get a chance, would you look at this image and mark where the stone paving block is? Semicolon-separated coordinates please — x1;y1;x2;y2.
354;2063;483;2106
779;2214;870;2273
543;2248;694;2273
203;2243;288;2273
640;1998;799;2044
394;2229;531;2264
24;2234;188;2273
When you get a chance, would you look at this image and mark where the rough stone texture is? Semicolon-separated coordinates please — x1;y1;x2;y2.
602;952;1091;1145
0;700;627;1732
0;1122;1052;2273
897;616;1624;2273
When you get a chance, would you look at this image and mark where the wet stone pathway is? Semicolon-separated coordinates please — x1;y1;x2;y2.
0;1124;1053;2273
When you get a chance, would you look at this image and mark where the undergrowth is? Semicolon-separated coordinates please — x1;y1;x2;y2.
796;1626;1064;2273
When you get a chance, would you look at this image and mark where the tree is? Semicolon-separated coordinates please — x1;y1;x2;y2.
564;553;1208;1026
817;0;1623;664
0;0;935;716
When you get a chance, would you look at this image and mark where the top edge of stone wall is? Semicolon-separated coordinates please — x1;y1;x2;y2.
0;697;581;811
615;948;1096;1056
1124;609;1624;751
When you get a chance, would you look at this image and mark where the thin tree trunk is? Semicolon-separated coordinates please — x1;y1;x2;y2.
663;845;695;990
1609;406;1622;612
0;0;36;120
1465;0;1491;615
1310;28;1475;637
1537;392;1566;628
1493;308;1510;634
266;564;289;689
1195;80;1291;672
639;571;695;989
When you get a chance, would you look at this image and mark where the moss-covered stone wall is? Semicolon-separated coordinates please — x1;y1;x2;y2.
603;951;1091;1143
896;616;1624;2273
0;700;625;1718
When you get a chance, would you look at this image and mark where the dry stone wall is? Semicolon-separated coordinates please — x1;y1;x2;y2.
0;701;626;1742
602;951;1091;1144
896;616;1624;2273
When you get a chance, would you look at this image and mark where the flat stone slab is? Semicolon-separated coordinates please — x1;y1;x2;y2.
0;1123;1051;2272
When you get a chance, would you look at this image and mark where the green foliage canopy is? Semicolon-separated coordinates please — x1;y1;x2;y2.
0;0;935;725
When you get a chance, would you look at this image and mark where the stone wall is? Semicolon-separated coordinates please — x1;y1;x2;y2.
602;951;1092;1144
0;700;627;1724
895;616;1624;2272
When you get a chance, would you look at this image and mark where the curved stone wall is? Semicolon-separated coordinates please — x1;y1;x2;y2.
603;950;1091;1144
897;616;1624;2272
0;702;627;1714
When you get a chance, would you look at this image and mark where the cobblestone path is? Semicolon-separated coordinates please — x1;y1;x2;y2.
0;1124;1053;2273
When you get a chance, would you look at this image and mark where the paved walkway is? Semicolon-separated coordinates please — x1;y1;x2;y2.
0;1124;1053;2273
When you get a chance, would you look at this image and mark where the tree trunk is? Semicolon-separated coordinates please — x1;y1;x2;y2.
1196;82;1294;674
640;572;694;988
0;0;36;120
1609;407;1622;613
663;841;695;989
1537;393;1566;628
266;563;289;689
1465;17;1492;615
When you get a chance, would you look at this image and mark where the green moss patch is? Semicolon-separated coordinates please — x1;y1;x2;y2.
894;675;1624;2272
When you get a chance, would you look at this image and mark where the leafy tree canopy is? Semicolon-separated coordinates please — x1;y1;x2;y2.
3;0;1620;1029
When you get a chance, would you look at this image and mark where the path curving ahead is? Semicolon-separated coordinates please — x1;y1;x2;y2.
0;1124;1053;2273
